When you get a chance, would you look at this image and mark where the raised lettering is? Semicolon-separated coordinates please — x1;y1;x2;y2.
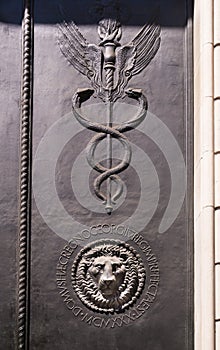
92;317;102;327
56;264;67;272
56;280;66;287
72;306;82;316
68;239;78;249
101;224;111;233
147;284;158;296
59;255;69;265
100;318;111;328
66;300;75;310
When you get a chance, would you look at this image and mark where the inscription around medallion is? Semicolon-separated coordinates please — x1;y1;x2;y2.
56;225;160;328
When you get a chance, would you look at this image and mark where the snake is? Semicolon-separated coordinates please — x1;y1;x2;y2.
72;88;148;204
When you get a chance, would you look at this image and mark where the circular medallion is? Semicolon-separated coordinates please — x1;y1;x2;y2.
71;239;146;314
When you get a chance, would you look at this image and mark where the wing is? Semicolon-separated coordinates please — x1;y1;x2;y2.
112;45;136;101
58;21;102;93
112;19;161;101
130;20;161;76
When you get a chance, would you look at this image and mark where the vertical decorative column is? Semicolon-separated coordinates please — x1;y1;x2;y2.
17;0;33;349
194;0;215;349
214;0;220;348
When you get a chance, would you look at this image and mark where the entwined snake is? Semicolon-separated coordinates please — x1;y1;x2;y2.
72;88;148;204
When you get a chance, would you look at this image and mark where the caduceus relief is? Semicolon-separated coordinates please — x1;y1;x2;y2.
59;18;161;214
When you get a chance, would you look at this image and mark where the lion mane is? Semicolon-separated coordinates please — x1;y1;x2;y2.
71;239;146;314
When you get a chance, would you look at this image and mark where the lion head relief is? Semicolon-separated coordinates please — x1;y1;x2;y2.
88;255;126;298
71;239;146;314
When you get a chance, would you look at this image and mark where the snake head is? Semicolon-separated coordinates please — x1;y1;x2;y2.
73;88;94;108
125;88;142;100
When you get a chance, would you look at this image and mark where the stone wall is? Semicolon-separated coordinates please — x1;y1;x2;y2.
194;0;220;348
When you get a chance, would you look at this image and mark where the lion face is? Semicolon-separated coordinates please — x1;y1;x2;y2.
72;239;146;314
88;256;126;298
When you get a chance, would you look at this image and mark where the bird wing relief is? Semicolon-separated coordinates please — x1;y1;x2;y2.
58;21;102;97
112;18;161;102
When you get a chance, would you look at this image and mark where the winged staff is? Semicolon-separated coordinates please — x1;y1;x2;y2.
59;18;161;213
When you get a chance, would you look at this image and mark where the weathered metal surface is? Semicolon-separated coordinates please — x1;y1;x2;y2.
1;0;193;349
31;1;192;350
31;1;193;348
0;2;22;349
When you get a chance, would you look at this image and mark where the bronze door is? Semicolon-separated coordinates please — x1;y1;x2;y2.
0;1;193;349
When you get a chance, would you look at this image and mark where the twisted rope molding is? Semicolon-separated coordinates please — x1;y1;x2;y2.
17;0;33;348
